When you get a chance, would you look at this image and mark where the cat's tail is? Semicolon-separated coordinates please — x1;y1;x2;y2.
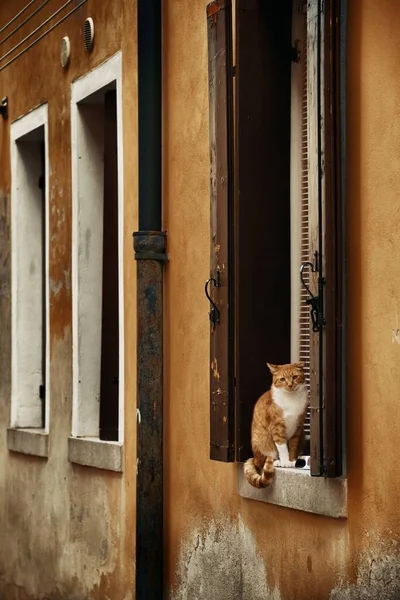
243;457;274;488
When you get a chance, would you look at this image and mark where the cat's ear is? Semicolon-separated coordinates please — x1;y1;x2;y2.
267;363;279;374
293;361;304;370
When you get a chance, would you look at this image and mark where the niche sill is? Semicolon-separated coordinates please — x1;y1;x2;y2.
68;437;123;473
7;428;49;458
237;463;347;518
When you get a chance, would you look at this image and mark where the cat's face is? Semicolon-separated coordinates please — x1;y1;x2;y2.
267;362;305;392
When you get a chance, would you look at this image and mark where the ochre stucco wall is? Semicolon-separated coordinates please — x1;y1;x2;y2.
0;1;137;598
2;0;400;598
164;0;400;599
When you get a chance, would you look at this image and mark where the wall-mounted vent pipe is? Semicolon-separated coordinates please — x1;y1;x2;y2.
84;17;94;52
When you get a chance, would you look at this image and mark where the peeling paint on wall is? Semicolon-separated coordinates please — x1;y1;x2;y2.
0;0;137;597
330;546;400;600
0;191;10;298
171;516;281;600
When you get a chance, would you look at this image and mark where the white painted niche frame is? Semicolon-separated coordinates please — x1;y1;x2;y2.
71;51;124;443
10;103;50;432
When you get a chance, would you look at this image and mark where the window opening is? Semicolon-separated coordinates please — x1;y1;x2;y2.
11;109;48;430
72;63;123;443
99;89;119;441
208;0;345;477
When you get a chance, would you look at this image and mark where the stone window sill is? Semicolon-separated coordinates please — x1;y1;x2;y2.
7;428;49;458
68;437;123;473
237;463;347;518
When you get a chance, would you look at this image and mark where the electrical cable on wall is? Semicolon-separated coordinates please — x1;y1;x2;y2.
0;0;39;35
0;0;81;64
0;0;87;73
0;0;52;47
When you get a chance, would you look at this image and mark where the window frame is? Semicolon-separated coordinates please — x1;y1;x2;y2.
69;52;125;470
207;0;347;493
9;103;50;437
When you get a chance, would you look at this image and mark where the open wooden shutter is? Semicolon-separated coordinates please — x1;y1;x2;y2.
235;1;292;462
207;0;235;462
307;0;346;477
322;0;346;477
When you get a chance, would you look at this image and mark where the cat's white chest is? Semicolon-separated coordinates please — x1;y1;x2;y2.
273;385;308;440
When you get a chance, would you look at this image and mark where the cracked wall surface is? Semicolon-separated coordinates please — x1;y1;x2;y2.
330;547;400;600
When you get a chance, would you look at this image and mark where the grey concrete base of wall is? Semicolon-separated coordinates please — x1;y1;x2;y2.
238;463;347;518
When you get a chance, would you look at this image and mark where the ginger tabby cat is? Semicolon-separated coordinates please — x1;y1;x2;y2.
244;362;308;488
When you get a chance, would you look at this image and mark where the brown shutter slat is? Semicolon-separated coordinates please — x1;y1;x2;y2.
235;1;292;462
207;0;235;462
99;90;119;442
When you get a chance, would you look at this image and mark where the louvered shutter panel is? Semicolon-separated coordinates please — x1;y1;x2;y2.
292;1;311;444
235;0;292;462
207;0;235;462
306;0;346;477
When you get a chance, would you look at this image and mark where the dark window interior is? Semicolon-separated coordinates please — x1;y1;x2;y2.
39;141;46;428
235;1;292;462
99;89;119;441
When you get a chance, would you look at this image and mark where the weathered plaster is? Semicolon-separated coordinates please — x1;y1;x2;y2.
0;0;137;598
330;544;400;600
171;516;281;600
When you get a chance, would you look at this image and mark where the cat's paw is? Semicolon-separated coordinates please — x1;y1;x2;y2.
274;459;296;468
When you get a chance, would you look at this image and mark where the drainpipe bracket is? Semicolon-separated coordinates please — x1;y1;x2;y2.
133;230;168;262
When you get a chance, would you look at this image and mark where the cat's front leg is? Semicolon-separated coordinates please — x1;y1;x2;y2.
272;427;296;468
288;427;303;462
274;454;296;468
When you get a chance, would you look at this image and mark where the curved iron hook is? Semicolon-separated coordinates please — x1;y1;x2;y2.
300;260;322;333
300;261;315;299
205;276;220;328
205;277;217;303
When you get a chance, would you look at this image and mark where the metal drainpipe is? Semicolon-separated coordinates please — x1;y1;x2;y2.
134;1;166;599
